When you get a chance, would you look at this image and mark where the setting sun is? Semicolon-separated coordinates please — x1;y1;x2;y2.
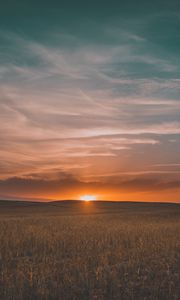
80;195;97;201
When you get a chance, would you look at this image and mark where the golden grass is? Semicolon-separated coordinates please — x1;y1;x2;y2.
0;202;180;300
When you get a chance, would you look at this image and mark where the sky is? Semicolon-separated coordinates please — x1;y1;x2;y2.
0;0;180;202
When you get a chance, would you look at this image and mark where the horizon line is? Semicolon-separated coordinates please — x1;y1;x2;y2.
0;198;179;205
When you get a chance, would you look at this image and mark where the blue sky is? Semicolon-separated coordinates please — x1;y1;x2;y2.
0;0;180;201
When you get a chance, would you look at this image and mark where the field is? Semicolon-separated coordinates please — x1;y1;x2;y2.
0;200;180;300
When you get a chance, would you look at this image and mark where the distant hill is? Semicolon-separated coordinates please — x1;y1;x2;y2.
0;199;179;218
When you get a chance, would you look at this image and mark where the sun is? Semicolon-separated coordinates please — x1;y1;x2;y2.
80;195;97;202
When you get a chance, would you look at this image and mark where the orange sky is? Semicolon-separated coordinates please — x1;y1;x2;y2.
0;173;180;202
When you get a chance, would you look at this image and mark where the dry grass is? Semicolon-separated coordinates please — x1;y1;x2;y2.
0;201;180;300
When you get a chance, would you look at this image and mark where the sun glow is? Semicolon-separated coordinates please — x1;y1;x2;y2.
80;195;97;201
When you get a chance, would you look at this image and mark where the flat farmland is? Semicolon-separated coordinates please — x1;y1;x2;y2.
0;201;179;300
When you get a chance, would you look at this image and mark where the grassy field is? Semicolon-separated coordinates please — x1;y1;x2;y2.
0;201;179;300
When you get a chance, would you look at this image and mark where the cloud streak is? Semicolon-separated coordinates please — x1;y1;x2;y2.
0;19;180;201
